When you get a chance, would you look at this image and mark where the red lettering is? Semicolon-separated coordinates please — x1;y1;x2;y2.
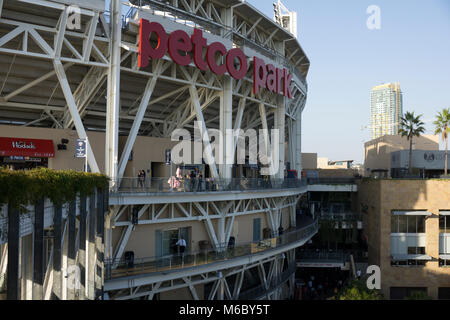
226;48;248;80
207;42;227;75
191;29;208;71
266;64;276;92
138;19;168;68
253;57;267;95
137;19;292;99
276;68;283;94
168;30;192;66
283;69;293;98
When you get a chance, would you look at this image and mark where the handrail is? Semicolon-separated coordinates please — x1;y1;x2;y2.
112;177;307;193
105;219;318;279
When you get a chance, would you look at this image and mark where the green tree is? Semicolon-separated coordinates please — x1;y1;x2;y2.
334;279;383;300
399;112;426;174
433;108;450;176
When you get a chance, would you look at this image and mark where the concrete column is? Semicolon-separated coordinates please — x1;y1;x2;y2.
219;78;233;180
219;5;233;180
274;96;285;179
105;0;121;185
95;188;104;299
87;192;96;300
20;234;33;300
61;215;68;300
295;109;302;175
7;203;19;300
51;204;62;300
33;198;44;299
67;199;76;300
78;195;87;300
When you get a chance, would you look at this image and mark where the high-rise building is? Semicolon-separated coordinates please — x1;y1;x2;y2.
370;83;403;140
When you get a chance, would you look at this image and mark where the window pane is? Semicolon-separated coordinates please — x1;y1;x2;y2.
417;216;425;233
408;216;417;233
399;216;407;233
447;217;450;233
391;215;398;233
408;247;416;254
417;247;425;254
440;216;446;233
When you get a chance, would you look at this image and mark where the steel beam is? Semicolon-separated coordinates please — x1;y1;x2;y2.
190;85;219;179
117;63;162;180
53;60;100;173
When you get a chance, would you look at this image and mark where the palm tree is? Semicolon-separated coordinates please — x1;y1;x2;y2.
433;108;450;176
398;112;426;174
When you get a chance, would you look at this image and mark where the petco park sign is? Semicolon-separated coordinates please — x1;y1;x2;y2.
138;19;292;98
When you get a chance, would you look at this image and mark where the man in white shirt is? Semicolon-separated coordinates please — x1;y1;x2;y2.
176;236;187;256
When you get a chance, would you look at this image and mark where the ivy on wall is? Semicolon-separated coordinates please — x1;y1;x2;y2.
0;168;109;208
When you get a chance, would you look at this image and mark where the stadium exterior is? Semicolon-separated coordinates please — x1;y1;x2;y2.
0;0;314;300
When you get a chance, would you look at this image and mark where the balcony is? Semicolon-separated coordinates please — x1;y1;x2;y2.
105;218;318;280
113;177;306;193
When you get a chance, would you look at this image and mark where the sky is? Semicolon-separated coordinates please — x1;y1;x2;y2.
248;0;450;163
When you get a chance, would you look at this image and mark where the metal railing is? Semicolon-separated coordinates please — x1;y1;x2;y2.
297;249;348;262
297;249;368;263
238;262;296;300
319;212;362;221
112;177;306;193
105;219;318;279
306;177;357;185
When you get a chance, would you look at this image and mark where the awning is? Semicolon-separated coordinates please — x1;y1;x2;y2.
391;254;432;261
392;211;432;216
439;254;450;260
0;137;55;158
440;211;450;216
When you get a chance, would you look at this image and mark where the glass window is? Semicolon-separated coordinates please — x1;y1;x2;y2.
417;216;425;233
407;247;416;254
399;216;407;233
391;215;398;233
407;216;416;233
440;216;446;233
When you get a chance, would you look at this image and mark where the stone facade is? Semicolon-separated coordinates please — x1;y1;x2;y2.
358;179;450;299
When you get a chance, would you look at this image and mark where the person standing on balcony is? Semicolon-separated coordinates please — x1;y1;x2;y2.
138;170;145;188
176;236;187;257
189;170;196;192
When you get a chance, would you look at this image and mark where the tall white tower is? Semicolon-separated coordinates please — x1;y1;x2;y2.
273;0;298;38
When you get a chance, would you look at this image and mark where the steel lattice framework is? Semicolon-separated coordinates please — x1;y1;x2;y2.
0;0;311;300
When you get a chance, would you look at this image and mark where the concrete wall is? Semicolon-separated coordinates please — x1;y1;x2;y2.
357;179;450;299
301;153;317;169
364;135;439;176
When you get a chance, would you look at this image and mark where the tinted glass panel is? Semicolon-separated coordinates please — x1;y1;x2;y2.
407;216;416;233
399;216;407;233
417;216;425;233
440;216;446;233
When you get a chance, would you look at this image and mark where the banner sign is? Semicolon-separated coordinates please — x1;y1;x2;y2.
138;19;293;99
